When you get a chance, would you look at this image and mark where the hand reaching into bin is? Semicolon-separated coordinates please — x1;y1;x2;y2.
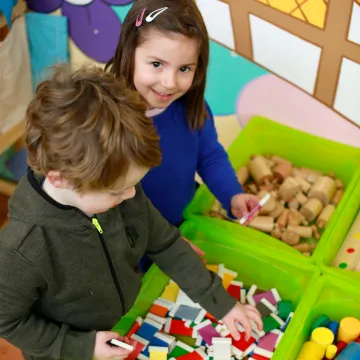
222;303;263;341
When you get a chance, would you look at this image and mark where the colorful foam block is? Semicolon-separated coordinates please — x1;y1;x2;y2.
227;280;243;302
168;341;195;358
164;318;193;337
126;317;143;338
149;346;168;360
160;280;179;302
136;319;163;341
252;289;281;306
193;319;221;345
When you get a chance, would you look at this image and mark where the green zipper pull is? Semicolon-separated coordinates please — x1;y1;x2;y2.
92;218;103;234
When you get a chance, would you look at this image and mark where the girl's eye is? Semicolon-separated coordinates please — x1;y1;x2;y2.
180;66;190;73
152;62;162;68
110;192;123;197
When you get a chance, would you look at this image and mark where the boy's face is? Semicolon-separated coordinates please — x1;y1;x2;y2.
133;29;199;109
47;165;149;215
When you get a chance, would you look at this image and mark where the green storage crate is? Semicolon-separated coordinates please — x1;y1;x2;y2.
320;178;360;284
184;116;360;264
276;275;360;359
113;217;320;359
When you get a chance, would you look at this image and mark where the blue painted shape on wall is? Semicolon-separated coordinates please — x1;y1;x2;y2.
205;41;268;116
25;12;69;92
111;3;134;23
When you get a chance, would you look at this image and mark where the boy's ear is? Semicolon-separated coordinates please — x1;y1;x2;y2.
47;171;69;189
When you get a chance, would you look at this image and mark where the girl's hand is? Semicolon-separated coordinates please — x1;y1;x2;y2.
222;303;263;341
93;331;136;360
230;194;260;219
183;237;206;263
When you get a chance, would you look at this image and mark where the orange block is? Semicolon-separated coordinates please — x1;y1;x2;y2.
150;304;168;318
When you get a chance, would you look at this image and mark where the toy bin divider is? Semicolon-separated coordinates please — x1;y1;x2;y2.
113;217;320;360
319;176;360;284
275;275;360;359
184;116;360;264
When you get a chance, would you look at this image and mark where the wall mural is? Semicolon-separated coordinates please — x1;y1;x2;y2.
24;0;360;148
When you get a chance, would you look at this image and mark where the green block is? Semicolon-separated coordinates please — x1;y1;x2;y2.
183;116;360;265
263;315;281;333
277;300;293;321
169;343;193;358
310;314;331;333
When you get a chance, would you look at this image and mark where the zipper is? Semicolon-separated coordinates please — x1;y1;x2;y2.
91;216;126;312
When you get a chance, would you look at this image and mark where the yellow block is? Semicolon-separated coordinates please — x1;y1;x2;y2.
206;264;219;273
326;344;337;359
338;317;360;343
268;0;299;13
311;327;334;348
222;272;237;290
160;281;179;302
301;0;327;28
297;341;325;360
149;346;168;360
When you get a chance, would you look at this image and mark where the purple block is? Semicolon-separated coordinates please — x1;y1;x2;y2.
257;331;279;351
197;324;220;345
252;289;280;306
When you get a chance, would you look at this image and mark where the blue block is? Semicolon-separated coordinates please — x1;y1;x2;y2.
336;342;360;359
142;336;168;357
327;321;339;338
135;322;158;341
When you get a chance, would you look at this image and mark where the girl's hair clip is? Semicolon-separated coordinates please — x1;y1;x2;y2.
136;7;168;27
135;7;147;27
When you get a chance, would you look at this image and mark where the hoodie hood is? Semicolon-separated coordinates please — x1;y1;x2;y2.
8;170;95;232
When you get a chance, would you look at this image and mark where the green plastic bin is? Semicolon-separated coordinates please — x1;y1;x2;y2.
276;275;360;359
320;177;360;284
184;116;360;264
113;217;320;359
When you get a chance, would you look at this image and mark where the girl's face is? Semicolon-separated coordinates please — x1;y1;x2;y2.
133;29;199;109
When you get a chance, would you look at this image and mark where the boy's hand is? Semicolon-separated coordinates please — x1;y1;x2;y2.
183;237;206;262
222;303;263;341
231;194;259;219
93;331;136;359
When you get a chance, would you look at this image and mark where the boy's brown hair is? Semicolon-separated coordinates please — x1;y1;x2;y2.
105;0;209;130
26;64;161;192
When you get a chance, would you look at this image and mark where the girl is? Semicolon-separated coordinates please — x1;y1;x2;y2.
106;0;259;270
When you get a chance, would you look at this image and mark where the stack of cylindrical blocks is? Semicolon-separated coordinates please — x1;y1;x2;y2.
123;264;294;360
297;315;360;360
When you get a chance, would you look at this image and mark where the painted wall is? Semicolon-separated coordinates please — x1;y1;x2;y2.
25;0;360;149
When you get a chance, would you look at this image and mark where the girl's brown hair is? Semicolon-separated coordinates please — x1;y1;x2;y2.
105;0;209;130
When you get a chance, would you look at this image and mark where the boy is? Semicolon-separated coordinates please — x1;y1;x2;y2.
0;65;262;360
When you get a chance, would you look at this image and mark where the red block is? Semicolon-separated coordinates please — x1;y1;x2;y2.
125;341;145;360
126;320;141;338
177;351;203;360
252;354;271;360
167;319;193;337
227;333;256;352
227;283;241;302
336;341;348;356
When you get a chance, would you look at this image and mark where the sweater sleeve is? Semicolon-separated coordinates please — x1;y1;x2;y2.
0;239;96;360
143;187;237;319
197;102;243;212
